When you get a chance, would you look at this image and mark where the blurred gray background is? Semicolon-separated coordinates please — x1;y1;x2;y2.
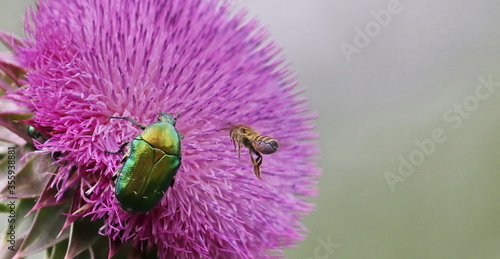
2;0;500;258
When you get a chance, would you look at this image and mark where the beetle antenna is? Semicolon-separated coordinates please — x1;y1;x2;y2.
175;112;183;119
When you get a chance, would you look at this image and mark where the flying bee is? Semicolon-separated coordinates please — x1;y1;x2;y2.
229;125;279;179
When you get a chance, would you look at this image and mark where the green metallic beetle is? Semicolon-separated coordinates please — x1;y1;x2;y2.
107;112;182;213
27;125;42;139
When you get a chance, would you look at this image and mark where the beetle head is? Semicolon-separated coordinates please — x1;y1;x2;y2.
158;112;176;125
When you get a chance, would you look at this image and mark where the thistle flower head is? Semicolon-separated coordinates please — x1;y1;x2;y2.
3;0;320;257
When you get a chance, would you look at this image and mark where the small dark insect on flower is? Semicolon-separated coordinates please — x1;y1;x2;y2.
27;125;41;139
230;125;279;179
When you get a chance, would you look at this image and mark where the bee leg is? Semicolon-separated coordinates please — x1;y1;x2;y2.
249;148;263;180
230;132;245;159
230;131;236;148
250;146;263;167
232;139;237;153
232;137;242;159
237;142;243;159
253;165;261;180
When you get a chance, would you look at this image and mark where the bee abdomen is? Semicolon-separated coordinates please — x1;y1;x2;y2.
252;135;279;154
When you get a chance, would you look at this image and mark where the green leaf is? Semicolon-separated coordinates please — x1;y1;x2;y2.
0;203;9;213
29;172;74;213
1;198;35;237
136;247;159;259
73;249;92;259
65;218;103;259
0;110;34;145
0;151;53;200
0;56;26;90
0;198;37;259
14;202;71;258
0;144;33;192
10;198;37;241
46;239;68;259
110;241;159;259
88;235;110;259
0;110;33;122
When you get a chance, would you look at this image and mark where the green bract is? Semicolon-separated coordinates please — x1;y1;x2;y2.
110;112;182;213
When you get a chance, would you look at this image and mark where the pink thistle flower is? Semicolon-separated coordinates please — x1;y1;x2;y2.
5;0;320;258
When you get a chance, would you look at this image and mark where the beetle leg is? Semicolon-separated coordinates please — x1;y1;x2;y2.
105;141;130;154
174;112;183;120
120;149;130;163
249;148;263;180
177;130;185;139
111;171;118;182
170;176;176;187
109;116;147;129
